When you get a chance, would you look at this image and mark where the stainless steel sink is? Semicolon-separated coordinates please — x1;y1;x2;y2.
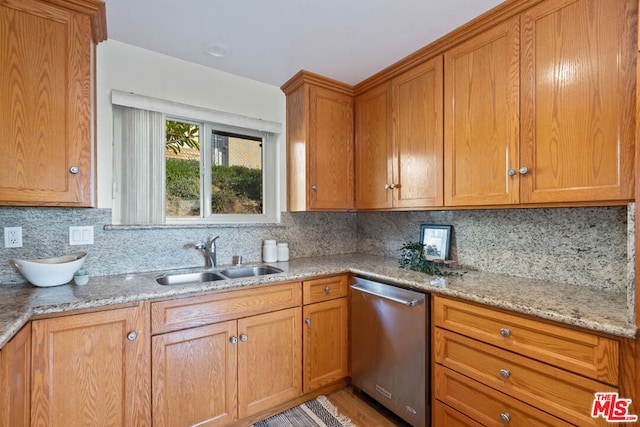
156;271;226;286
218;265;283;279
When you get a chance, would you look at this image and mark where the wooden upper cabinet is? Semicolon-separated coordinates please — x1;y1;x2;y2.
520;0;636;203
444;17;521;206
0;0;106;207
355;82;393;209
392;56;444;208
355;56;444;210
282;71;354;211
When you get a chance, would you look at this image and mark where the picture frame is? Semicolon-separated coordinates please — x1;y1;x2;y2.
419;224;452;261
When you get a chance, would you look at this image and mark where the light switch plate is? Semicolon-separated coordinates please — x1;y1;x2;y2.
4;227;23;248
69;226;94;245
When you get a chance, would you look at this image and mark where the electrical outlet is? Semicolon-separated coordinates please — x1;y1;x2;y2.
4;227;23;248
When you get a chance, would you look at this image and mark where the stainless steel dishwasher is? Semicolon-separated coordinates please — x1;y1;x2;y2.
351;277;428;427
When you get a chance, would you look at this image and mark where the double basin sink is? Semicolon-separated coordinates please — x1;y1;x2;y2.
156;265;284;286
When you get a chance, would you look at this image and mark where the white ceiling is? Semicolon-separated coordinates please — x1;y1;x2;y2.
102;0;505;87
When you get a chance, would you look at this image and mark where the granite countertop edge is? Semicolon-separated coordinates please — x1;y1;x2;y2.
0;253;635;349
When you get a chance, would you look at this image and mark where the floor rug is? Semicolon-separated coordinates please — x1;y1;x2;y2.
251;395;357;427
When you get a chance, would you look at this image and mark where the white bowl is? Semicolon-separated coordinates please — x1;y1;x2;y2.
13;252;87;287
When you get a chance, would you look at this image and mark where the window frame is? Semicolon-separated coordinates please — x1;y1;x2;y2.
111;90;282;226
165;117;279;225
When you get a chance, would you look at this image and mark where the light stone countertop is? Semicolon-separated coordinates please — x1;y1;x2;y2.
0;253;635;349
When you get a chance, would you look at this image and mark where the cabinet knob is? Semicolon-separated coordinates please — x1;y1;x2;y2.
389;183;396;189
507;169;517;176
240;334;248;342
385;184;391;189
519;167;529;175
230;336;238;344
500;328;511;337
499;369;511;379
311;185;318;191
305;318;312;325
324;286;331;294
126;331;137;341
69;166;80;174
500;412;511;423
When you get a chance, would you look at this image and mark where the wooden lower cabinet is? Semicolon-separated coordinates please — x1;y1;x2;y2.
303;297;349;392
432;296;621;427
30;304;150;426
434;366;573;427
152;306;302;426
238;308;302;418
433;400;482;427
152;321;238;427
0;323;31;427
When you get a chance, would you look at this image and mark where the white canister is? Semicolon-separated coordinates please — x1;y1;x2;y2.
277;243;289;262
263;240;277;263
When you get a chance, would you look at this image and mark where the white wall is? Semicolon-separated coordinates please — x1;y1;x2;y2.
96;40;287;209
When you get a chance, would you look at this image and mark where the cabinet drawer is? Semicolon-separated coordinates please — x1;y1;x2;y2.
303;275;348;304
434;365;573;427
432;296;619;384
151;282;302;334
433;400;483;427
434;328;616;426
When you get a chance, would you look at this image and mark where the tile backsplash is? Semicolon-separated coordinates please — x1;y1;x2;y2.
0;209;357;284
0;205;633;295
357;205;633;292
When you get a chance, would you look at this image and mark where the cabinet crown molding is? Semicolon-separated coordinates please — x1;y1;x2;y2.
41;0;107;42
281;70;354;96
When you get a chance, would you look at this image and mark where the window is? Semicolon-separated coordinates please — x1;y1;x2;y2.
111;91;281;225
165;119;268;220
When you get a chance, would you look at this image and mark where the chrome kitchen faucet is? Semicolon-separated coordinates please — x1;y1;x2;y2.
195;236;220;268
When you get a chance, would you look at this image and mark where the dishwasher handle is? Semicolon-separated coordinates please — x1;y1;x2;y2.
350;284;423;307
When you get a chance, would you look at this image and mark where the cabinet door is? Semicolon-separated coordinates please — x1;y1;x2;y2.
0;0;94;206
355;82;393;209
444;18;520;206
303;298;349;393
392;56;444;208
237;307;302;419
152;321;237;427
309;86;354;210
520;0;636;203
0;323;31;427
31;306;150;427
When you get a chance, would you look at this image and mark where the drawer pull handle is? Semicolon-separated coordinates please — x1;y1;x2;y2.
500;412;511;423
324;286;331;294
499;369;511;379
127;331;137;341
240;334;248;342
230;336;238;344
500;328;511;337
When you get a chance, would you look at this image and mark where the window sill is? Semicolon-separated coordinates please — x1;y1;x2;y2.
104;222;285;231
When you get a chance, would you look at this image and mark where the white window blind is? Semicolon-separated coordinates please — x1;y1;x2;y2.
112;105;165;224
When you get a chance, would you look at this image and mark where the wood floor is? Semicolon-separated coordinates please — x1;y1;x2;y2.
325;387;411;427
